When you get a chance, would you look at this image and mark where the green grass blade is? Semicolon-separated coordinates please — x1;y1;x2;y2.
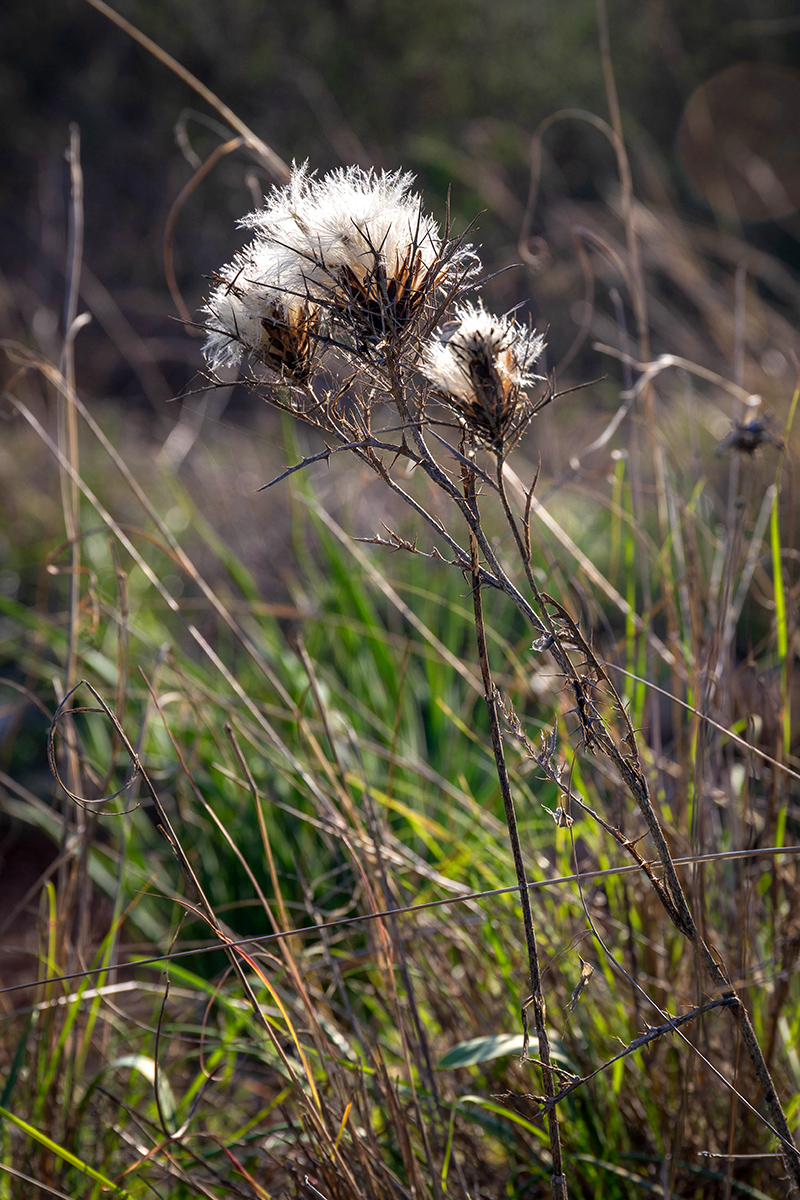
0;1105;134;1198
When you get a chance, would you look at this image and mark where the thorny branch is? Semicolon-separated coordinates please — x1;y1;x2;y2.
197;163;800;1195
500;997;739;1116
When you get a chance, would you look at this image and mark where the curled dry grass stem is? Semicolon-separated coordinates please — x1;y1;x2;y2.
164;135;247;323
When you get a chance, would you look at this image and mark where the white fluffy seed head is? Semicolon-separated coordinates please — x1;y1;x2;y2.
202;162;480;370
422;301;546;399
201;239;321;375
421;300;546;451
242;162;444;291
202;244;321;380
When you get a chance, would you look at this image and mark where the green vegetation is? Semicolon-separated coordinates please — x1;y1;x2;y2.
2;3;800;1198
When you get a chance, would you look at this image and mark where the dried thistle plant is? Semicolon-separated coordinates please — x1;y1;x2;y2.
199;160;800;1200
202;162;480;372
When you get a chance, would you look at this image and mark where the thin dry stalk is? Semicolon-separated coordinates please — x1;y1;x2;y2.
462;463;567;1199
83;0;290;181
185;146;800;1185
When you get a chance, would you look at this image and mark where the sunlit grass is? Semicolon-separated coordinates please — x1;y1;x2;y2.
2;9;800;1196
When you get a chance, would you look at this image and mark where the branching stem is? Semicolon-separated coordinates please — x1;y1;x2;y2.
464;466;568;1200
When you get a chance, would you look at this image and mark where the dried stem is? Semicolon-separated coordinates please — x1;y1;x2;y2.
463;464;568;1200
505;595;800;1192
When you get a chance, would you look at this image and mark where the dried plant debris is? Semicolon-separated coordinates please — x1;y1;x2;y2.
565;956;594;1021
716;413;785;455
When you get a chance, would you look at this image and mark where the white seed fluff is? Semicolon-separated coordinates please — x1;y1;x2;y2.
202;163;478;370
421;301;546;403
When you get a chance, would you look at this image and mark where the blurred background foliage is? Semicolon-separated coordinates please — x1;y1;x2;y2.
3;0;800;791
2;0;800;407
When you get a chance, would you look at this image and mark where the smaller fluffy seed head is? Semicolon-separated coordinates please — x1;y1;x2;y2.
421;301;546;452
202;251;320;382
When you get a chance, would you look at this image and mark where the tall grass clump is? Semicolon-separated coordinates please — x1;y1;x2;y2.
2;3;800;1199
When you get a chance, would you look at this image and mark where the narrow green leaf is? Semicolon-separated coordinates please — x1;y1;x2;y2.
439;1032;575;1073
455;1094;549;1141
0;1104;133;1197
111;1054;179;1132
0;1014;34;1108
770;486;787;660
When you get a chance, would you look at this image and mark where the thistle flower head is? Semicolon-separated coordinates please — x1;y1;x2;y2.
202;163;479;372
244;163;442;285
421;301;546;453
202;245;320;383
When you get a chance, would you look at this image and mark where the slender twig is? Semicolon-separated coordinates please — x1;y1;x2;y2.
463;463;568;1200
529;997;738;1116
4;844;800;1002
82;0;290;181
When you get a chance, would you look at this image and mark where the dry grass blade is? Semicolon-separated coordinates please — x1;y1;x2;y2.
82;0;290;181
